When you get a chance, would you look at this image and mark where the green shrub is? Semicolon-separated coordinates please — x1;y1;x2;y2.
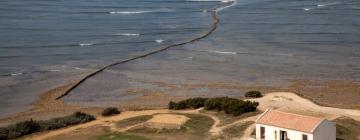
102;107;121;116
168;97;208;110
204;97;259;116
169;97;259;116
1;112;95;140
185;97;208;109
168;101;176;109
38;112;95;130
0;128;8;140
245;91;263;98
6;119;41;139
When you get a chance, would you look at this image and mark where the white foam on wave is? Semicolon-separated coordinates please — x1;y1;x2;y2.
303;8;311;11
207;50;237;55
187;0;237;12
187;0;231;2
109;11;151;14
10;72;23;76
317;2;339;7
79;43;93;46
114;33;140;36
217;0;237;12
304;2;339;11
155;39;164;43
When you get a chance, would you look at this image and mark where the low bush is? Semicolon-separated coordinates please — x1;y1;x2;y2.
7;119;41;139
1;112;95;140
204;97;259;116
168;97;207;110
102;107;121;116
245;91;263;98
169;97;259;116
39;112;95;130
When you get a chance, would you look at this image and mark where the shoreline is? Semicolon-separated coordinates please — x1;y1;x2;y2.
1;78;359;127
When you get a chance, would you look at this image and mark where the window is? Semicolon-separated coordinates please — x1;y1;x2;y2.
260;126;265;139
302;134;308;140
274;130;277;140
280;130;287;140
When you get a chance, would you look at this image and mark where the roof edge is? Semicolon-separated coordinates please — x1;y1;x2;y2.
256;122;314;134
255;108;270;122
310;118;326;133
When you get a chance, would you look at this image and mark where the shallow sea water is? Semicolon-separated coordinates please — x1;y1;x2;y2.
1;0;360;117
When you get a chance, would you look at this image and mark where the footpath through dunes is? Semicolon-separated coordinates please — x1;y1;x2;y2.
55;1;234;100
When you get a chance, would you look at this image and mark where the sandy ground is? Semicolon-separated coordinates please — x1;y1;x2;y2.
144;114;189;129
22;91;360;140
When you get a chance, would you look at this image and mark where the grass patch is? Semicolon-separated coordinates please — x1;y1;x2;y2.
116;115;152;129
93;133;149;140
200;110;261;127
222;121;254;138
128;114;213;136
182;114;214;136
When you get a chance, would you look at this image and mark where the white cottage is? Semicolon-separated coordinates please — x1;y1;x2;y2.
255;109;336;140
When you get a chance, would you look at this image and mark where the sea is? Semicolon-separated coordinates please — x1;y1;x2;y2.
1;0;360;117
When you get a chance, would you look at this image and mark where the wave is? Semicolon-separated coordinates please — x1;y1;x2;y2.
216;0;237;12
200;50;295;57
317;2;339;7
155;39;165;43
0;72;24;77
186;0;237;12
10;72;23;76
79;43;93;46
186;0;232;2
304;2;340;11
109;11;151;14
206;50;237;55
303;8;312;11
114;33;140;36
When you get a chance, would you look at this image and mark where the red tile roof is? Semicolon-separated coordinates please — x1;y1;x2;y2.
256;110;324;133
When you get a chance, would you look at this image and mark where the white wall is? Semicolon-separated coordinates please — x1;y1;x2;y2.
313;120;336;140
256;124;313;140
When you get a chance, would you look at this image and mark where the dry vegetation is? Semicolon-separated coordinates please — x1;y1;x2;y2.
200;110;261;127
221;121;254;138
333;116;360;140
126;114;214;140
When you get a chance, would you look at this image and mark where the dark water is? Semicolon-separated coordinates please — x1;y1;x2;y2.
1;0;360;117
